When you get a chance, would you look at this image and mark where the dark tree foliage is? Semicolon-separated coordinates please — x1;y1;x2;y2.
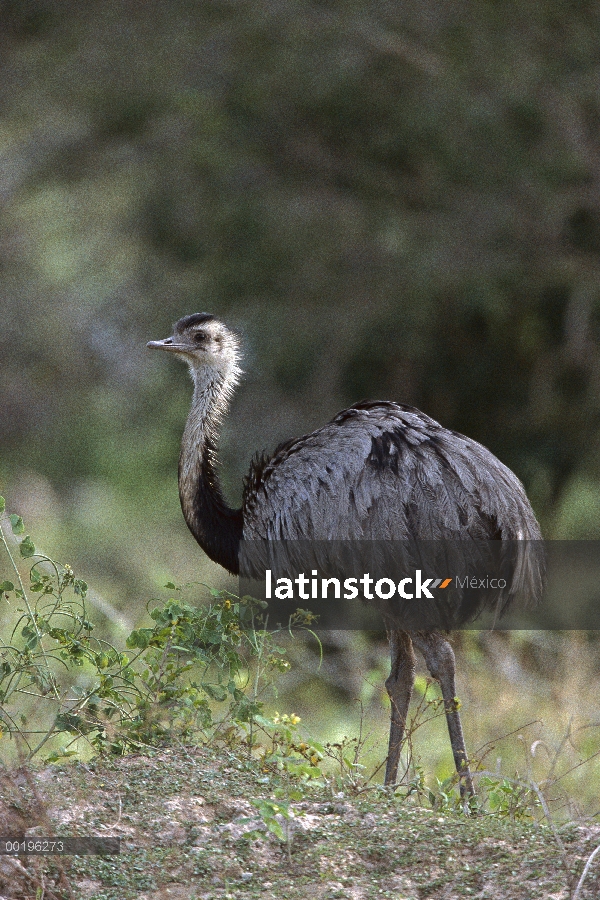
1;0;600;580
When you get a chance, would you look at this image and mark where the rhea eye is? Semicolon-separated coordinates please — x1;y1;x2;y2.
193;331;207;343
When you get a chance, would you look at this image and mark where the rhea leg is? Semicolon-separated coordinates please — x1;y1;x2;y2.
411;631;475;797
384;630;416;786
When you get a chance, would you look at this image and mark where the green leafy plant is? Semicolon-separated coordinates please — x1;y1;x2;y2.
251;711;324;781
242;790;305;862
479;775;538;822
0;497;314;762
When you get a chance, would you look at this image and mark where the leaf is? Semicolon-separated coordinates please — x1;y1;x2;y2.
9;515;24;535
265;819;284;840
21;625;38;650
252;714;276;729
0;496;5;513
202;683;228;702
46;750;78;762
286;762;322;779
242;829;263;841
55;712;87;734
0;581;14;592
19;536;36;558
126;628;153;649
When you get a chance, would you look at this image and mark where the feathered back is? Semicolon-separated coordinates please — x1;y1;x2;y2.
242;401;544;625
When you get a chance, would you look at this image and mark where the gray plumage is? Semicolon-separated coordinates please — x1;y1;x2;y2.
244;401;540;542
148;314;544;797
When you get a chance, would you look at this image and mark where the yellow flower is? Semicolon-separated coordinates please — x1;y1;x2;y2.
290;714;301;725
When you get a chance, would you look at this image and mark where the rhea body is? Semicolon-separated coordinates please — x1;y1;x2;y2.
148;313;542;793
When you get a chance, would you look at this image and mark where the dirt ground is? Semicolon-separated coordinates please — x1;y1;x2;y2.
0;745;598;900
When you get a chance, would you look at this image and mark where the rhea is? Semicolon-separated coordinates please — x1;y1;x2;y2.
148;314;543;794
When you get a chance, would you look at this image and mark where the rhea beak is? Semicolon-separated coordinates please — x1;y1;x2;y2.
147;337;183;352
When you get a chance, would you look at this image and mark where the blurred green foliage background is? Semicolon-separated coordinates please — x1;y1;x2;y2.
1;1;600;795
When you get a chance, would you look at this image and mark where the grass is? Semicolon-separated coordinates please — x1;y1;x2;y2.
1;744;599;900
274;629;600;820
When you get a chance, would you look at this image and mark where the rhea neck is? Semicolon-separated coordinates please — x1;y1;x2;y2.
178;359;243;575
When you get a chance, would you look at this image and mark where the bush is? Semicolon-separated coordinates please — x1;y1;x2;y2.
0;495;314;763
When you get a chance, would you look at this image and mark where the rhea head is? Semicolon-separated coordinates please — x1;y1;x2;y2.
147;313;241;388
